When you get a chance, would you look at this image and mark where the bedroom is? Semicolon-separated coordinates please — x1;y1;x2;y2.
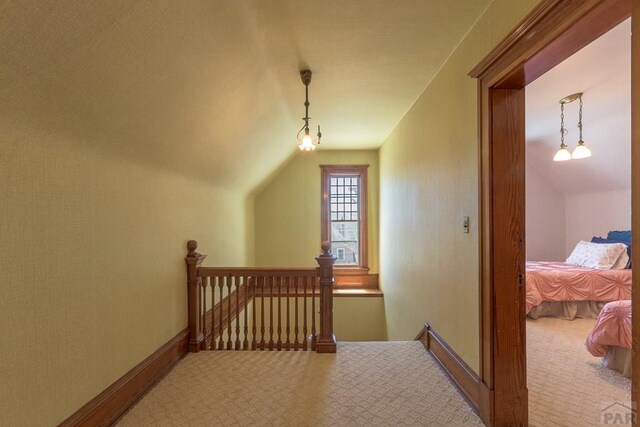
525;18;632;425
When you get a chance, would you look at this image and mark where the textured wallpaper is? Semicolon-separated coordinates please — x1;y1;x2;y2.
379;0;542;373
0;123;254;426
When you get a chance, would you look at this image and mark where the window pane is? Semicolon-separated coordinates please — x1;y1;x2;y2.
327;173;360;266
331;221;359;265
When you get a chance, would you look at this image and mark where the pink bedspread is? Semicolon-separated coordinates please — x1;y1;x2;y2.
585;300;632;357
526;261;631;314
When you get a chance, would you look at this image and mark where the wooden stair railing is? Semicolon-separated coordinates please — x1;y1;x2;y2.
185;240;337;353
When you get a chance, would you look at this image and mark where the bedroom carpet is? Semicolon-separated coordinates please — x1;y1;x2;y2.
117;341;483;426
527;317;632;427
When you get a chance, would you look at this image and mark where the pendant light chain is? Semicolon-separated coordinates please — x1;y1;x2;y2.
304;83;310;132
560;102;565;148
578;95;583;141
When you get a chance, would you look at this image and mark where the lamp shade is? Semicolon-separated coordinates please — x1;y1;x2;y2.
571;142;591;159
298;134;316;151
553;147;572;161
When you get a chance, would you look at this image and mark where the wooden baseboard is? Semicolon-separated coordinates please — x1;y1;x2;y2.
59;328;189;427
417;323;481;414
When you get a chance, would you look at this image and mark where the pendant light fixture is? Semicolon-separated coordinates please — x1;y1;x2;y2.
553;92;592;161
297;69;322;151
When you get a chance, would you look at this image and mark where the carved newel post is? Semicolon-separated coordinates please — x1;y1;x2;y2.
315;241;337;353
185;240;207;352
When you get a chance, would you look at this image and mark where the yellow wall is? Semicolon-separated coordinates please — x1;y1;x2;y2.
254;150;385;341
378;0;540;372
0;124;254;426
254;150;379;272
0;1;545;423
334;297;386;341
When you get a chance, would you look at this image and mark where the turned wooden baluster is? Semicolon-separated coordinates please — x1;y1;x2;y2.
201;276;208;350
211;277;217;351
235;276;241;350
243;276;249;350
250;277;259;350
311;275;316;351
269;276;274;351
227;275;233;350
218;276;224;350
285;276;291;350
277;276;283;351
303;276;308;351
294;276;299;351
251;276;257;350
186;240;207;352
260;276;265;350
315;241;337;353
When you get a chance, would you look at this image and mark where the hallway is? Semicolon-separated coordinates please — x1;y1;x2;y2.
118;342;482;426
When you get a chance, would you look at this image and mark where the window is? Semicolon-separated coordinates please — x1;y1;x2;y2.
320;165;368;270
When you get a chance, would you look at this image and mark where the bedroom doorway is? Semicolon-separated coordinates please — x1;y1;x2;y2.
524;19;632;426
469;0;638;426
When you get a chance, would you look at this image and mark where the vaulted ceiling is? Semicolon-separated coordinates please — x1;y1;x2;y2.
526;19;631;195
1;0;490;191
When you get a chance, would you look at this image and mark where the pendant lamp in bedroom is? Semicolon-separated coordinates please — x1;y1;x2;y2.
553;92;592;161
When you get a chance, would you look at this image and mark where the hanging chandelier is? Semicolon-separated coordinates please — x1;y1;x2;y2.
553;92;592;161
297;69;322;151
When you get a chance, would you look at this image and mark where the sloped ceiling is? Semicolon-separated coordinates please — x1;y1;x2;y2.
0;0;490;191
526;19;631;195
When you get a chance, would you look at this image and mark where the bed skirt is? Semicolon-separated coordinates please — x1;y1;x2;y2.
603;346;632;378
527;301;607;320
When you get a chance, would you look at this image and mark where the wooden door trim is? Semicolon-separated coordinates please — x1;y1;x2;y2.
631;0;639;421
471;0;635;425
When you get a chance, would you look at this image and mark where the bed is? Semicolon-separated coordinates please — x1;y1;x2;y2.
585;300;632;378
526;261;631;319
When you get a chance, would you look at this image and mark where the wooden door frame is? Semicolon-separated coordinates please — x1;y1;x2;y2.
469;0;637;425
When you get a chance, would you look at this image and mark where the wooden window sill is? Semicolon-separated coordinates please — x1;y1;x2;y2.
333;289;383;297
334;271;378;288
334;267;370;275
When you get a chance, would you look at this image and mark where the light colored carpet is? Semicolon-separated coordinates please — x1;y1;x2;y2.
118;341;484;426
527;317;632;427
117;319;631;426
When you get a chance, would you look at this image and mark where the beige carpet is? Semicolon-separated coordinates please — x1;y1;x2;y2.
527;317;632;427
118;341;483;426
117;320;631;426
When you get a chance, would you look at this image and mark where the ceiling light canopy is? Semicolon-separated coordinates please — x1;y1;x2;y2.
553;92;592;161
297;70;322;152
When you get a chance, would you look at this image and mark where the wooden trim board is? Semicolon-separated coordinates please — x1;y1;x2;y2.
631;0;640;419
417;323;481;413
59;329;188;427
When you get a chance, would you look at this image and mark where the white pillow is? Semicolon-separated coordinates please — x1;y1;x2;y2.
611;248;630;270
566;240;627;270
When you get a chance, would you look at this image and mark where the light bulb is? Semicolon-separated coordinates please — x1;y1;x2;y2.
553;147;572;161
571;141;591;159
298;133;316;151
